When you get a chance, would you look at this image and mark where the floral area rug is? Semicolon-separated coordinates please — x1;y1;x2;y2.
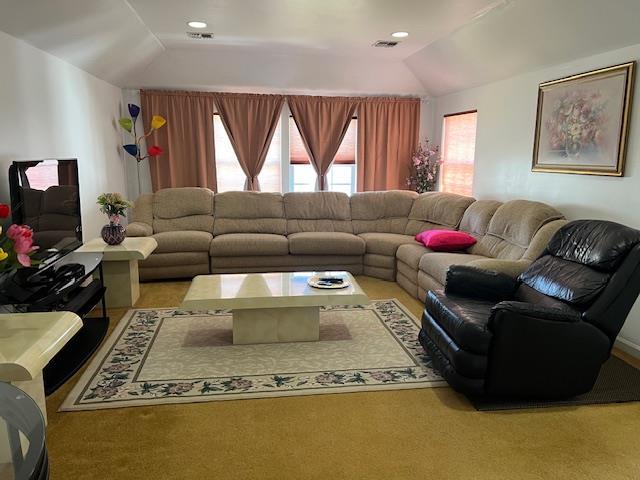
60;299;445;411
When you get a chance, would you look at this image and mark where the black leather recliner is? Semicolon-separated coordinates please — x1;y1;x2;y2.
419;219;640;399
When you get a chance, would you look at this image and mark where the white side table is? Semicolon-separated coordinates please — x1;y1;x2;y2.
0;312;83;423
76;237;157;308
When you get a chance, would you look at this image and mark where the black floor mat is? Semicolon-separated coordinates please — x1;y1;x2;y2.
471;356;640;411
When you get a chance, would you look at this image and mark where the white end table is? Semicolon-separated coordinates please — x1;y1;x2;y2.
76;237;157;308
0;312;83;423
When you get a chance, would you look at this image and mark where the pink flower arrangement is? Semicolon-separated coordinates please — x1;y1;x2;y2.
0;203;39;271
406;140;442;193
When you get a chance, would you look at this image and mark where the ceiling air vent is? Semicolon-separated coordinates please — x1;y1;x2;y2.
372;40;399;48
187;32;214;39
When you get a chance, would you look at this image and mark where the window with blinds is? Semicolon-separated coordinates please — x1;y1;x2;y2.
289;117;357;165
289;117;357;194
214;114;282;192
440;111;477;197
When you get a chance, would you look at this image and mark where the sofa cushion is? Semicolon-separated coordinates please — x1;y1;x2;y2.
284;192;352;233
288;232;365;255
470;200;563;260
153;187;214;218
152;187;215;234
520;255;610;306
152;231;213;254
405;192;475;236
210;233;289;257
459;200;502;237
358;233;418;256
351;190;417;234
213;191;286;235
419;252;488;285
396;243;431;269
425;290;495;355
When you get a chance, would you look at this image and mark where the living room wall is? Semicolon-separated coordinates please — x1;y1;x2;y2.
0;30;127;239
429;42;640;355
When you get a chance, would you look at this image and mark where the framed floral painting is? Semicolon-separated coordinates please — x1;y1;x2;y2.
532;62;635;176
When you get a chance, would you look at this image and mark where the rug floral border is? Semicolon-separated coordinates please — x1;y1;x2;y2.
61;299;444;410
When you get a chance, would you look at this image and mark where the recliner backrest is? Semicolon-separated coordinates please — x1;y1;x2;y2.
152;187;214;233
470;200;563;260
213;191;286;235
351;190;418;234
404;192;475;236
284;191;353;233
519;220;640;344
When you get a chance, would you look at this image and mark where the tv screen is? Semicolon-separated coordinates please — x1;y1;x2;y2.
8;159;82;258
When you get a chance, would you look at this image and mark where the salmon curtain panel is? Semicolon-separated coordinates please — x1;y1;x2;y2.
213;93;285;191
357;97;420;191
141;90;217;191
287;95;359;190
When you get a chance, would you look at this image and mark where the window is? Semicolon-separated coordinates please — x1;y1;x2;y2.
214;115;282;192
289;117;357;194
440;111;477;197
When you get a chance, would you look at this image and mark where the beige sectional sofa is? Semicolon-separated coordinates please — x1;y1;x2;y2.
127;187;567;302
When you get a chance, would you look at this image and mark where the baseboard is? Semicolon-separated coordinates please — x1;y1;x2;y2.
615;337;640;359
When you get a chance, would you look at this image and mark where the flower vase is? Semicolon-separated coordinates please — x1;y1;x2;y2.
101;222;126;245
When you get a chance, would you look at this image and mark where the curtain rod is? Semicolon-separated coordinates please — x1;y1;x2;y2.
136;88;427;102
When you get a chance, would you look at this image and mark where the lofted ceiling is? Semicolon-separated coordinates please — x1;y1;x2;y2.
1;0;640;96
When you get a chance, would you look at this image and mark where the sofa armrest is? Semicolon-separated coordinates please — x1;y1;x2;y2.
126;221;153;237
466;258;531;279
445;265;519;302
488;301;581;328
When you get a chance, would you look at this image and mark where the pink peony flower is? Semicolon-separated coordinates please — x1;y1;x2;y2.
6;224;38;266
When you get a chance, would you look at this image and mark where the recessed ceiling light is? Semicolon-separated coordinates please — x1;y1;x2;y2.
391;31;409;38
187;21;207;29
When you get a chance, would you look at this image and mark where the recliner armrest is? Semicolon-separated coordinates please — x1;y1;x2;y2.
445;265;519;301
488;301;581;329
126;221;153;237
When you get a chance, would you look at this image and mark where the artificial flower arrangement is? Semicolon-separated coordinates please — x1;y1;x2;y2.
406;140;442;193
97;193;133;225
97;193;133;245
0;203;39;271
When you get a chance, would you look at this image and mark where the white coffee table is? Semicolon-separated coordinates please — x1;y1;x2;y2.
180;271;369;344
76;237;157;308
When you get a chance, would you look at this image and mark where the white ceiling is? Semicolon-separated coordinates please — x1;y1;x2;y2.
128;0;497;59
1;0;640;96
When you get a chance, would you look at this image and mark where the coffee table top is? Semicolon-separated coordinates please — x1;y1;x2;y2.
180;271;369;310
76;237;157;261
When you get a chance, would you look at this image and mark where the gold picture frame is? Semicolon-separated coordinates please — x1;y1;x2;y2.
532;61;635;176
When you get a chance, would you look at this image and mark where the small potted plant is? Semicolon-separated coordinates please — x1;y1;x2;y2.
406;140;442;193
97;193;133;245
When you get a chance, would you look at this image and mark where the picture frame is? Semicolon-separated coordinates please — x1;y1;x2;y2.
532;61;635;176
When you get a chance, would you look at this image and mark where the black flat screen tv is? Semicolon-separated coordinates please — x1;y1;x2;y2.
8;159;82;259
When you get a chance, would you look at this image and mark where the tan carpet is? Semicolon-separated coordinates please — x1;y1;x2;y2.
45;276;640;480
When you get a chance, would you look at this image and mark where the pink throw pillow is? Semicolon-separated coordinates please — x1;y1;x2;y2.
415;230;477;252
